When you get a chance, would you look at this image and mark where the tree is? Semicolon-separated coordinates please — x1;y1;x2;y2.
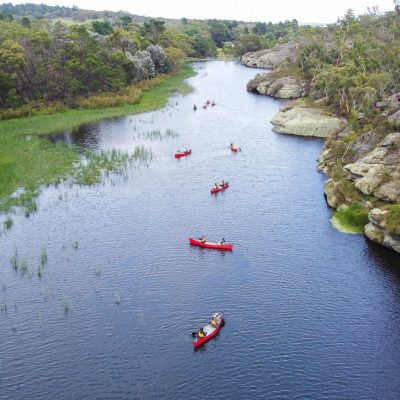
164;47;185;72
210;22;231;47
92;20;113;36
234;34;263;56
252;22;267;35
144;19;165;44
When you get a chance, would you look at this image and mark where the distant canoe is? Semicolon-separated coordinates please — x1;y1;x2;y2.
211;183;229;194
189;238;233;251
175;149;192;158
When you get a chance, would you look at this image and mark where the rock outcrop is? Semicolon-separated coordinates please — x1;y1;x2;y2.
247;72;307;99
365;208;400;253
241;42;298;69
271;106;347;138
241;40;400;253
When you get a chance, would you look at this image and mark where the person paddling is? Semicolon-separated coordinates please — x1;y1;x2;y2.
193;104;197;111
199;234;206;243
197;327;206;338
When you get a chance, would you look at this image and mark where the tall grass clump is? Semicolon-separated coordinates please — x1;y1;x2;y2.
332;202;369;234
3;217;13;230
140;130;162;141
75;147;152;185
10;249;18;270
40;246;47;265
164;129;178;138
63;298;71;311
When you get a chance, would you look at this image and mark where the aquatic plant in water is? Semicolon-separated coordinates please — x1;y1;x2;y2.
75;147;153;186
3;217;13;230
40;246;47;265
63;299;71;311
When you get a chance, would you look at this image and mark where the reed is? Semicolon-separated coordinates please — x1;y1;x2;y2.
10;252;17;270
3;217;13;230
94;265;102;276
63;299;71;311
20;261;29;273
40;246;47;265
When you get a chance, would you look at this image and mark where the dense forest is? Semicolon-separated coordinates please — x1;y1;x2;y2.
0;3;300;118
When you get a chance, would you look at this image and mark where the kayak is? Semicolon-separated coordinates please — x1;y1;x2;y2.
211;183;229;194
175;149;192;158
193;312;224;348
189;238;233;251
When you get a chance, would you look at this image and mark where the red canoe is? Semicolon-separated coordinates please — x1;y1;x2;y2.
175;149;192;158
193;312;224;348
211;183;229;194
189;238;233;251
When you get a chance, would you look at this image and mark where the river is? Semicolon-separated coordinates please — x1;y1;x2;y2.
1;61;400;400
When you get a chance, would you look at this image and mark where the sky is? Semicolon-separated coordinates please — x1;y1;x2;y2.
7;0;397;23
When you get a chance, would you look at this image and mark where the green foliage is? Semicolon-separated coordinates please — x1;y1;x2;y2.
332;202;369;234
92;20;113;35
383;204;400;235
234;34;265;56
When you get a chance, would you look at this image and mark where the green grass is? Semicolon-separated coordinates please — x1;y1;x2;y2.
331;202;370;234
0;64;195;214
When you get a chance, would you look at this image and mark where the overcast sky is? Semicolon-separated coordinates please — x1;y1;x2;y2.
7;0;397;23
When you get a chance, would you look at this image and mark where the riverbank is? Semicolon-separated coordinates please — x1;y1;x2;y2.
241;40;400;253
0;64;195;216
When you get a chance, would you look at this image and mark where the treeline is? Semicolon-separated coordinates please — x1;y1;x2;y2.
0;3;147;22
0;3;302;117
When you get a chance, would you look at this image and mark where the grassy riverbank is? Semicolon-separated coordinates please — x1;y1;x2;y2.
0;64;195;215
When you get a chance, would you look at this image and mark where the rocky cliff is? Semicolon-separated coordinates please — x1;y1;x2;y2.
243;42;400;253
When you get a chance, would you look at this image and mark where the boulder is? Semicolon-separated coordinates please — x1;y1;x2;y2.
343;133;400;203
270;106;347;138
365;208;400;253
241;42;298;69
388;109;400;126
247;73;306;99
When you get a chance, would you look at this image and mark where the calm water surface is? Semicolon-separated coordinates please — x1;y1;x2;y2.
1;61;400;400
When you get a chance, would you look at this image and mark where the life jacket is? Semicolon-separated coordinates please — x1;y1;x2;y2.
198;331;204;338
